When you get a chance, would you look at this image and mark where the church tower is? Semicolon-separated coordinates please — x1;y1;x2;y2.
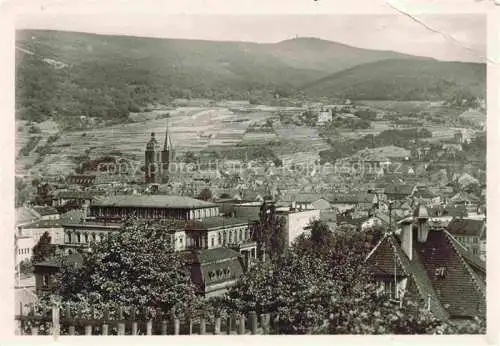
144;132;161;184
161;121;175;183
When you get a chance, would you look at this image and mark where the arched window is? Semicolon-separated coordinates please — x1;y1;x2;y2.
239;229;243;241
76;233;81;243
218;232;222;245
84;233;89;243
229;230;233;243
223;231;227;245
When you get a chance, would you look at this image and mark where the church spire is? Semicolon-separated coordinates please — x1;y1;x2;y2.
164;119;173;151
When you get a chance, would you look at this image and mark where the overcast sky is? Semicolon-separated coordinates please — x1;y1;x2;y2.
15;12;486;63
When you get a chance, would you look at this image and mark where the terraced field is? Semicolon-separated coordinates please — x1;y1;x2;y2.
15;107;274;177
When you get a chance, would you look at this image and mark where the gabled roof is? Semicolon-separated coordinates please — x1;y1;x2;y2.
447;218;485;237
365;234;408;277
54;190;102;200
21;219;62;229
384;184;415;196
449;191;480;204
187;247;242;264
413;229;486;319
31;206;59;216
366;228;485;320
34;253;84;268
16;207;39;226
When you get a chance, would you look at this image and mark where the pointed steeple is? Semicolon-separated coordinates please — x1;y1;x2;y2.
163;120;173;151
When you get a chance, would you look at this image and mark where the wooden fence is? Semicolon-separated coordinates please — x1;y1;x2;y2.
15;303;283;336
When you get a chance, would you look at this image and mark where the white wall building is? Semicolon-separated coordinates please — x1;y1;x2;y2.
277;208;320;246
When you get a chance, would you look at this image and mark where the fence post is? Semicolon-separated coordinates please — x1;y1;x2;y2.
52;305;61;337
117;306;125;335
101;306;109;335
237;314;245;335
249;311;257;335
146;320;153;335
30;306;38;335
273;313;280;334
84;325;92;335
65;305;75;336
260;313;270;334
199;314;206;335
130;308;137;335
174;316;180;335
161;319;168;335
214;314;221;335
19;302;24;336
226;314;233;335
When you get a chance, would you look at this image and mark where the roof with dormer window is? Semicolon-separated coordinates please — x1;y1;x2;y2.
366;227;486;320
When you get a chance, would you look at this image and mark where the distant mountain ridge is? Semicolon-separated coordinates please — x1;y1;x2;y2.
16;30;420;87
302;58;486;101
15;30;486;126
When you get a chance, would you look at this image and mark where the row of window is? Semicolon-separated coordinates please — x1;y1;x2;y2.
456;236;479;244
18;248;30;255
207;268;232;282
65;232;107;244
216;228;250;246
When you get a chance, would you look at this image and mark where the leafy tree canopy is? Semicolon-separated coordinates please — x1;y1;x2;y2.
53;218;199;318
32;231;56;264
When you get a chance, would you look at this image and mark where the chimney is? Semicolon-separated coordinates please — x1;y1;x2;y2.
413;204;430;243
399;217;413;260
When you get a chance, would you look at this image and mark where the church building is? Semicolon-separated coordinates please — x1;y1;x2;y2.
145;123;175;184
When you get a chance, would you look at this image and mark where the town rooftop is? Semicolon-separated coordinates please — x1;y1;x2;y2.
92;195;217;209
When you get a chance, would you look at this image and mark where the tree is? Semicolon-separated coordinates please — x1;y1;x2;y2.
197;188;213;201
15;177;33;207
183;151;198;165
255;202;288;260
19;258;34;276
32;231;56;264
216;224;481;334
294;220;335;258
53;218;199;318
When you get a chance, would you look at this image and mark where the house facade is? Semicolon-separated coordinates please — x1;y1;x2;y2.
446;218;486;260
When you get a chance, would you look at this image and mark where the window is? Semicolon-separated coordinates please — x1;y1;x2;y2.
211;237;215;247
218;232;222;245
42;275;50;286
434;267;446;279
239;229;243;241
473;237;479;244
472;248;478;255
